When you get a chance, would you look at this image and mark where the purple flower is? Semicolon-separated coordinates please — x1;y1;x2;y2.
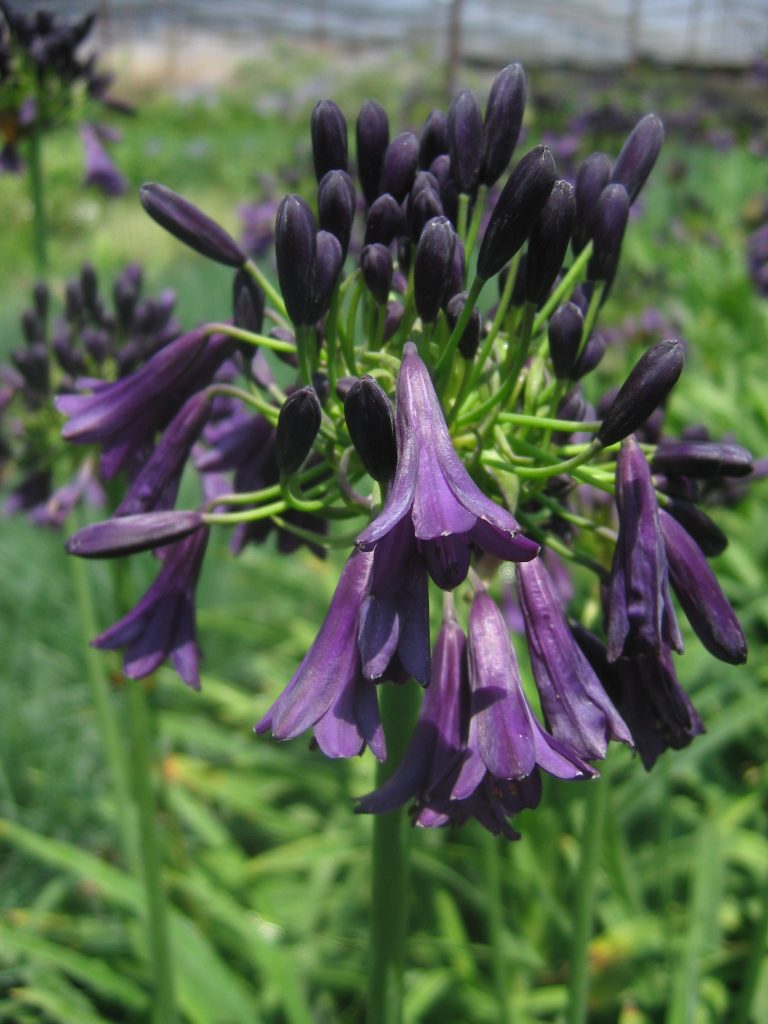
65;510;205;558
80;122;126;197
357;343;538;590
606;437;683;661
92;527;210;689
256;549;386;760
517;557;632;760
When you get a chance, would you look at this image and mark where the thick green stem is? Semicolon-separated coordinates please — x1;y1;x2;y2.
567;778;609;1024
126;681;176;1024
482;831;510;1024
67;541;138;873
366;683;421;1024
27;128;48;275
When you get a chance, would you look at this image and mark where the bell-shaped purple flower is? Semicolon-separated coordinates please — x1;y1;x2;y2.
92;527;210;689
81;122;126;197
357;343;538;590
517;558;632;760
255;549;386;760
606;437;683;661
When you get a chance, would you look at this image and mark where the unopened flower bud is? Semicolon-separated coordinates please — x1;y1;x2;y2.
344;375;397;483
419;109;448;168
651;441;753;479
597;339;685;447
477;145;557;282
318;169;356;257
663;498;728;557
356;99;389;206
414;216;456;323
383;299;404;341
309;230;344;322
379;131;419;202
429;153;459;224
447;89;484;195
572;331;606;380
275;194;316;327
232;268;265;335
480;62;527;188
33;280;49;321
364;192;404;246
408;181;443;242
21;309;44;346
140;183;246;267
65;280;83;322
525;179;575;304
446;291;481;359
548;302;584;379
572;151;611;253
587;183;630;283
311;99;348;181
611;113;664;203
65;510;205;558
276;387;322;475
361;243;393;305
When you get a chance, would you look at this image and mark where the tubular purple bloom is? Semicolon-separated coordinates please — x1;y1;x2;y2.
517;558;632;760
606;437;683;661
80;122;126;197
255;549;386;761
356;99;389;206
476;145;557;282
597;339;685;448
65;510;205;558
357;343;539;590
140;183;245;268
610;113;664;204
480;62;527;188
92;527;210;689
659;508;747;665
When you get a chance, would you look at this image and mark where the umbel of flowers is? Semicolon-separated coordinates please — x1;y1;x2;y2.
0;1;129;193
1;263;181;526
63;63;756;837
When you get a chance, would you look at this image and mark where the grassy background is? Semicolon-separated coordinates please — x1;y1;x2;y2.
1;40;767;1023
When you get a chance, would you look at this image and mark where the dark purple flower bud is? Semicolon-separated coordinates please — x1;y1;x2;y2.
140;183;245;267
518;558;631;759
548;302;584;379
54;323;86;377
446;292;481;359
21;309;44;346
525;179;576;304
572;331;606;380
413;216;456;323
356;99;389;206
344;375;397;483
447;90;484;195
318;169;356;257
418;109;448;168
311;99;348;181
383;299;404;342
65;280;83;322
33;281;49;321
572;152;611;254
660;509;747;664
92;527;210;689
117;392;212;515
480;63;527;188
587;183;630;283
309;229;344;322
364;192;403;246
65;510;205;559
232;267;265;337
606;437;683;661
360;243;393;305
610;113;664;204
82;326;110;363
113;269;139;327
651;441;753;479
256;549;385;760
379;132;419;202
12;344;48;393
275;194;316;327
408;183;444;242
477;145;557;282
597;339;685;448
80;263;99;311
276;387;322;475
429;154;459;225
662;498;728;558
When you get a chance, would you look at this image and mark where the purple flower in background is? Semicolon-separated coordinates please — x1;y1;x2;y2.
357;343;539;590
256;549;386;760
81;122;126;196
92;527;210;689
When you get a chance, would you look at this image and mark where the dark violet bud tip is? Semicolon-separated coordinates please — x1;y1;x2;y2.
480;62;527;188
447;89;484;196
597;339;685;447
276;387;322;475
360;243;393;305
140;183;245;268
344;375;397;483
611;113;664;204
232;268;265;335
446;292;481;359
525;178;575;305
548;302;583;380
356;99;389;206
651;441;754;479
275;194;316;327
66;511;205;559
311;99;348;182
587;183;630;283
413;216;457;324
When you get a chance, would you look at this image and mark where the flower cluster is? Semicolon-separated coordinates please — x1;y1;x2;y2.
1;263;181;525
0;2;129;193
63;63;757;837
